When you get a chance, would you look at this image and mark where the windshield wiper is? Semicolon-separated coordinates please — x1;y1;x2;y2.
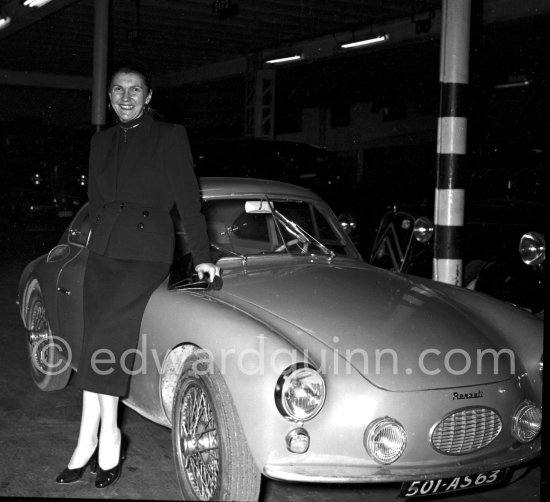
272;209;335;260
210;242;246;260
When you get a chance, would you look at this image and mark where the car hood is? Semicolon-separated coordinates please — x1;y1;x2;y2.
218;259;515;391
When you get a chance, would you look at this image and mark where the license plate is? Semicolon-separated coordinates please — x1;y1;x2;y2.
400;469;508;498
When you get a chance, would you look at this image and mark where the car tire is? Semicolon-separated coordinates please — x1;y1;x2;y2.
26;285;72;391
171;350;261;502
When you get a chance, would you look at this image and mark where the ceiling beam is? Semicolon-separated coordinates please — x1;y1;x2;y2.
159;0;550;88
159;11;440;88
0;68;91;89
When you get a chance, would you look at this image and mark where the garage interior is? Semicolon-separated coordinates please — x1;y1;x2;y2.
0;1;547;500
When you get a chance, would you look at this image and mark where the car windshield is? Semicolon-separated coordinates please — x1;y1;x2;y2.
203;197;353;259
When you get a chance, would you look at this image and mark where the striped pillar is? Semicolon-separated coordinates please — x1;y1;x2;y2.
433;0;471;286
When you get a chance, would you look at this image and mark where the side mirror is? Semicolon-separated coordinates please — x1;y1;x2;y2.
338;212;357;235
413;216;434;244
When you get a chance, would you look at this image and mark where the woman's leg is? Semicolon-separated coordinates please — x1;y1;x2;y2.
67;390;100;468
97;393;122;469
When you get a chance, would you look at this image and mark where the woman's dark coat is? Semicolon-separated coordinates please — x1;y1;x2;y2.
87;113;211;265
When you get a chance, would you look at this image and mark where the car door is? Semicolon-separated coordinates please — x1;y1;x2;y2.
55;205;90;368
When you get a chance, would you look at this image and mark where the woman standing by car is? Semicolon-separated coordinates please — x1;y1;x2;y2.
55;62;218;489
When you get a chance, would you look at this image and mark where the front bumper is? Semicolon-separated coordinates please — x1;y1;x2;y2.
263;436;540;483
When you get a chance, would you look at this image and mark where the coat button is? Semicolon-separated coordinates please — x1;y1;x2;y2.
137;222;144;229
120;202;125;209
142;210;149;218
96;216;100;221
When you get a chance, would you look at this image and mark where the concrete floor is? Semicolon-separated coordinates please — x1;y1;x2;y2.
0;233;543;501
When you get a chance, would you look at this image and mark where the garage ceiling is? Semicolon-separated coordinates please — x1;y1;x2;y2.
0;0;444;78
0;0;548;94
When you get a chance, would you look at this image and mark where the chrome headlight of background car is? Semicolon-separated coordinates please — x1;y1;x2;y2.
519;232;545;266
364;417;407;464
413;216;434;244
512;400;542;443
275;363;326;422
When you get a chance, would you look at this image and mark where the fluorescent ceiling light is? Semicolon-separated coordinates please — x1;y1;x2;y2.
23;0;53;7
0;16;11;29
341;34;389;49
265;54;303;64
494;79;531;89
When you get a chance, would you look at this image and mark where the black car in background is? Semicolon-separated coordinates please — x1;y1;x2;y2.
0;121;89;247
369;147;546;317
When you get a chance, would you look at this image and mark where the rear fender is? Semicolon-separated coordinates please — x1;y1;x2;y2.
17;256;59;333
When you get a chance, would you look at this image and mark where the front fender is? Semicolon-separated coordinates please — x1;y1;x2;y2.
421;278;543;406
125;285;315;470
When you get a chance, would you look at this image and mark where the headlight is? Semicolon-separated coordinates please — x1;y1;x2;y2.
30;173;43;185
275;363;326;421
512;401;542;443
364;417;407;464
338;212;357;235
519;232;545;266
413;216;434;244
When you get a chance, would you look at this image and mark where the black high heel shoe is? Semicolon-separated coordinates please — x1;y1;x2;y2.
95;435;128;489
55;445;98;484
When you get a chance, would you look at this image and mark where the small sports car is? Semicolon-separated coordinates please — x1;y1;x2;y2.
17;178;542;501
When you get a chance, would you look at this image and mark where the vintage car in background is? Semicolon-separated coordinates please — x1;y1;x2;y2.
0;121;88;244
18;178;542;501
369;152;546;317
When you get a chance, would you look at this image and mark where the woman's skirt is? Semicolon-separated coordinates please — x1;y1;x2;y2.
74;251;170;397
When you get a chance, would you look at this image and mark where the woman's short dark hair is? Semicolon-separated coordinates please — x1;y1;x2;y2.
109;60;153;92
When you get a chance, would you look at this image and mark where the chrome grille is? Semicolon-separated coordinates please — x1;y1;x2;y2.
430;407;502;455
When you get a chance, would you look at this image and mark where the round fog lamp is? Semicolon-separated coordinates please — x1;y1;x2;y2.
286;428;310;454
364;417;407;464
512;401;542;443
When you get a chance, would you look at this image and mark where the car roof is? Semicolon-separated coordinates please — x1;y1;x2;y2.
198;176;321;200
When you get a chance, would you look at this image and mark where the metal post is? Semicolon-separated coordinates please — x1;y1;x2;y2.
433;0;471;285
91;0;109;131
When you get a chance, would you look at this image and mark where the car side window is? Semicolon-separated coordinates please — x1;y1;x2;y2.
68;207;91;247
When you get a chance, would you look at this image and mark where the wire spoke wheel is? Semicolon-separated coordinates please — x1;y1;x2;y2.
180;383;220;500
28;298;50;372
172;351;261;502
25;285;71;391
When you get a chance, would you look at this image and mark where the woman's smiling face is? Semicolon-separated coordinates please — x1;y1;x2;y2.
109;71;152;122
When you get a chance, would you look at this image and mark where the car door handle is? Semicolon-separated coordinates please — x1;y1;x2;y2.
57;287;71;296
